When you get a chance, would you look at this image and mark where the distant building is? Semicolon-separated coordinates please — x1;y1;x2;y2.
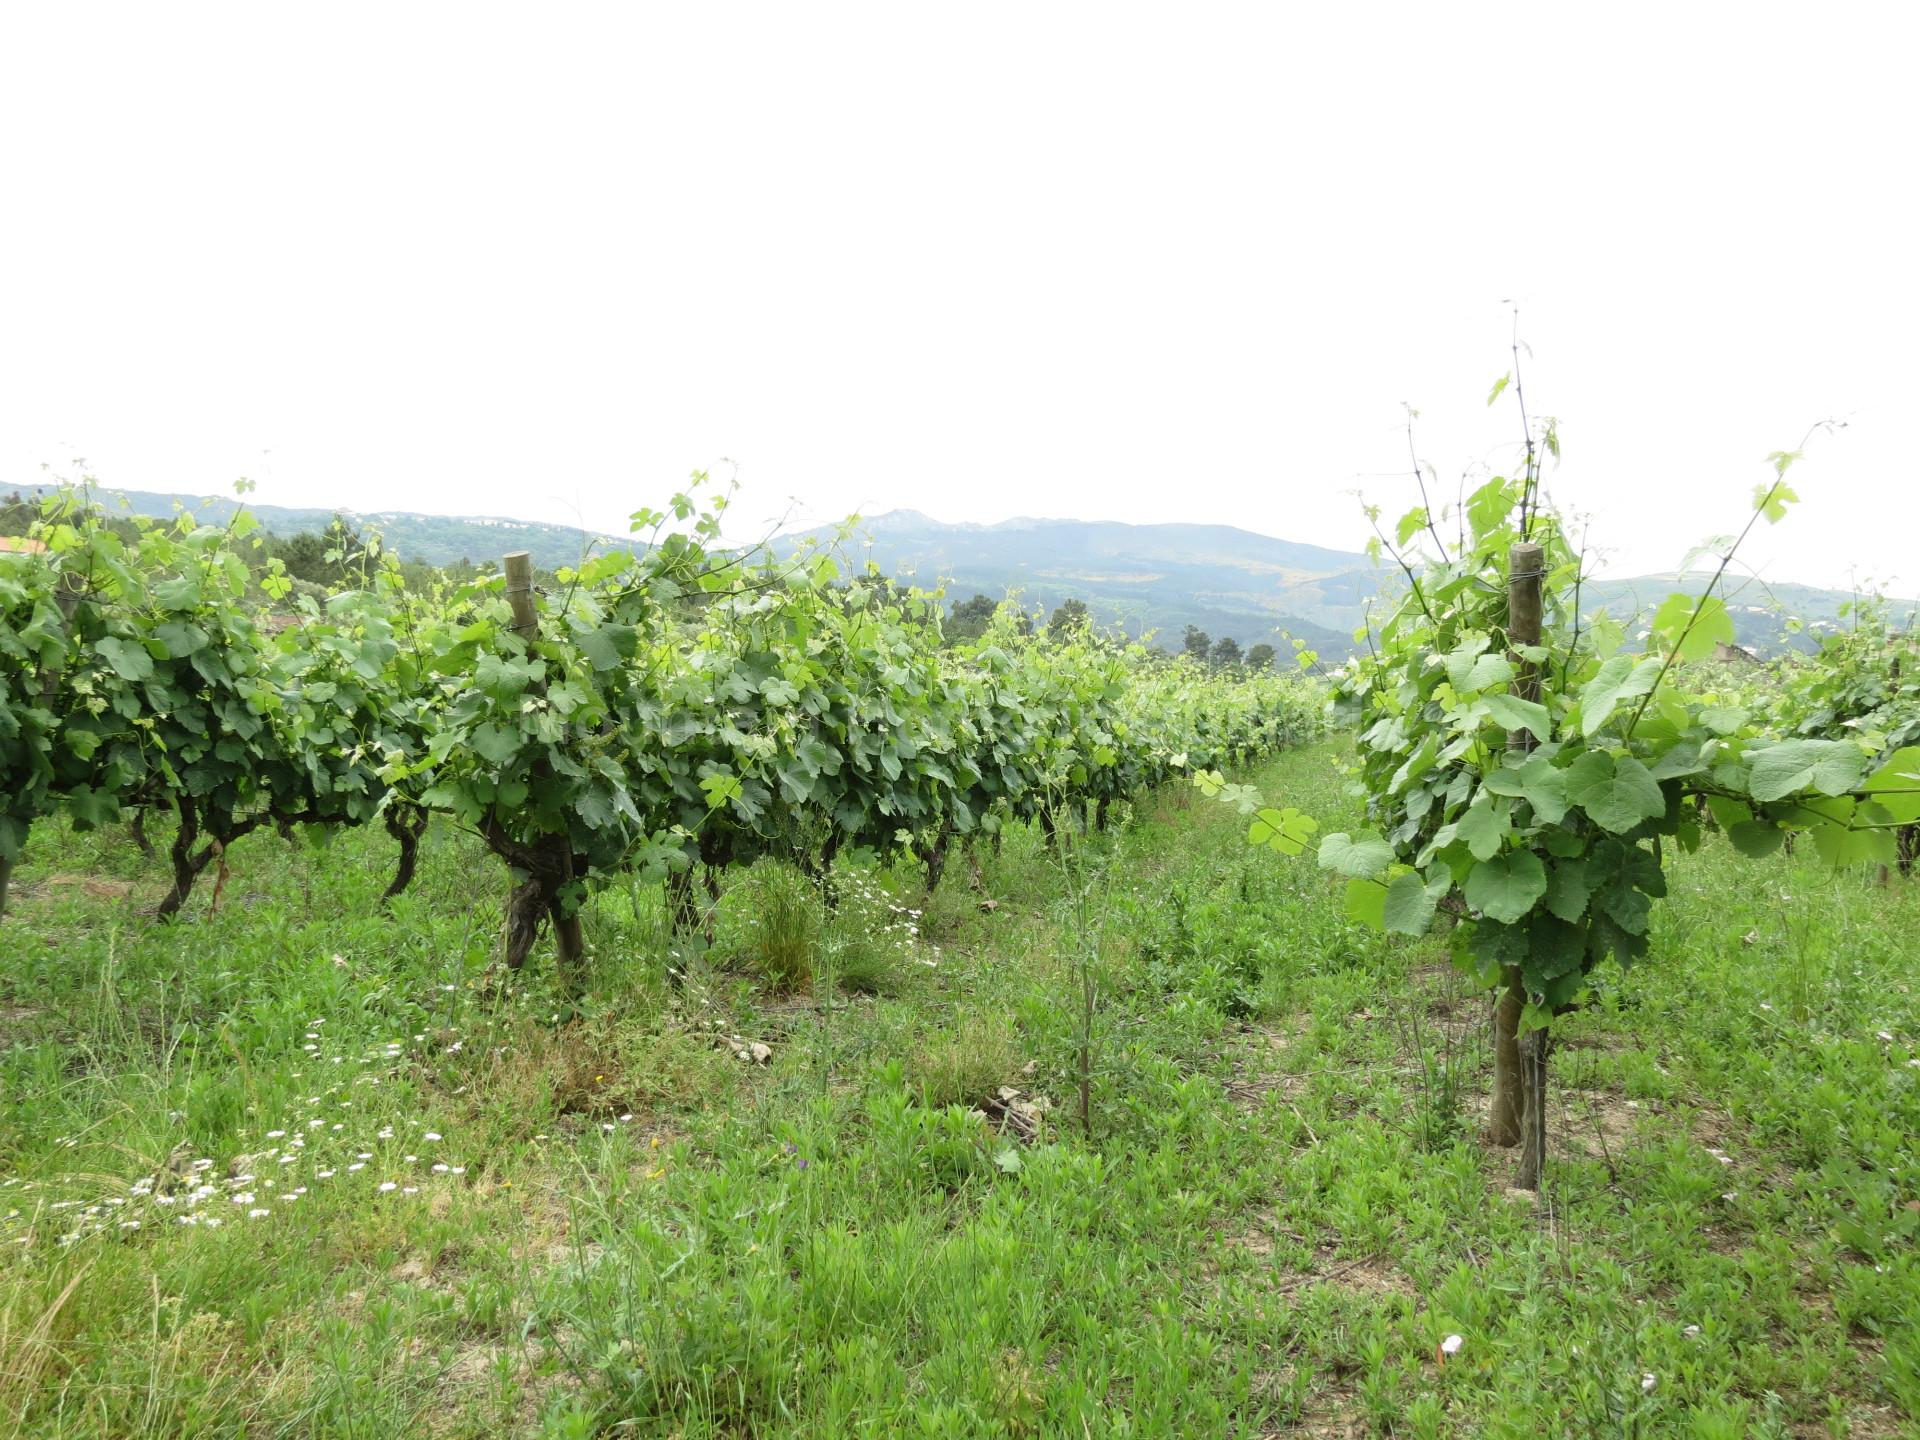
0;535;47;554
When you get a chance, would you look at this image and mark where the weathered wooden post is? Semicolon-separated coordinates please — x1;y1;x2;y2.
1489;542;1544;1160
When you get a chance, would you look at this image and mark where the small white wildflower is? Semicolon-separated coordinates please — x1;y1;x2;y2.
378;1181;397;1193
423;1132;442;1142
432;1163;449;1173
248;1208;270;1219
1641;1373;1657;1393
1440;1334;1463;1355
348;1163;365;1172
1683;1324;1701;1337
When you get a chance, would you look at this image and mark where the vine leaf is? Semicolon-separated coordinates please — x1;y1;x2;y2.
1576;656;1662;737
1482;693;1551;742
1563;752;1665;833
1345;877;1387;929
1456;800;1511;862
1727;820;1784;858
1250;807;1317;855
1464;849;1548;924
1810;824;1895;868
1542;859;1594;923
1382;870;1444;935
1483;754;1570;824
1651;594;1734;662
1318;830;1394;878
96;637;155;683
1860;746;1920;823
1747;739;1869;803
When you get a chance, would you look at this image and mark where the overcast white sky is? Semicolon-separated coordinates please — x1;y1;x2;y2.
3;5;1914;588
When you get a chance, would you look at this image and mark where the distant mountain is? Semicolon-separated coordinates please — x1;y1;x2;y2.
1579;573;1909;654
779;510;1910;658
14;485;628;571
15;486;1899;657
774;509;1377;655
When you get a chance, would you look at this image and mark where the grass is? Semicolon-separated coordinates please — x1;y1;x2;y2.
0;740;1916;1436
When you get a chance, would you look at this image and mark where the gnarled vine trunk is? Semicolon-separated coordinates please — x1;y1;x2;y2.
157;798;268;921
917;818;954;893
481;816;585;983
380;804;430;904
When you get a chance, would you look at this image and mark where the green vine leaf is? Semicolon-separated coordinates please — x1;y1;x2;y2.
1651;594;1735;662
1563;752;1666;833
1382;870;1444;935
1482;754;1570;824
1576;656;1662;737
1726;820;1784;858
1747;739;1869;802
1464;849;1548;924
1482;693;1552;742
1456;799;1512;861
1318;830;1394;878
1250;807;1317;855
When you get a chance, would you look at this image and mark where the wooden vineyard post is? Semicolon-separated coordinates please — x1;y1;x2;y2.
500;552;588;986
1489;542;1544;1158
503;551;539;638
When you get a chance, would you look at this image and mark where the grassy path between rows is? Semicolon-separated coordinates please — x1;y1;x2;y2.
1;741;1916;1437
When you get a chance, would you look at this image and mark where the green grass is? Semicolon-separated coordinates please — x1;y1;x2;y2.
1;742;1916;1437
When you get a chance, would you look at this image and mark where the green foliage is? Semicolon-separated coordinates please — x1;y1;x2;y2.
1047;596;1090;636
1;482;1324;958
1199;387;1903;1041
